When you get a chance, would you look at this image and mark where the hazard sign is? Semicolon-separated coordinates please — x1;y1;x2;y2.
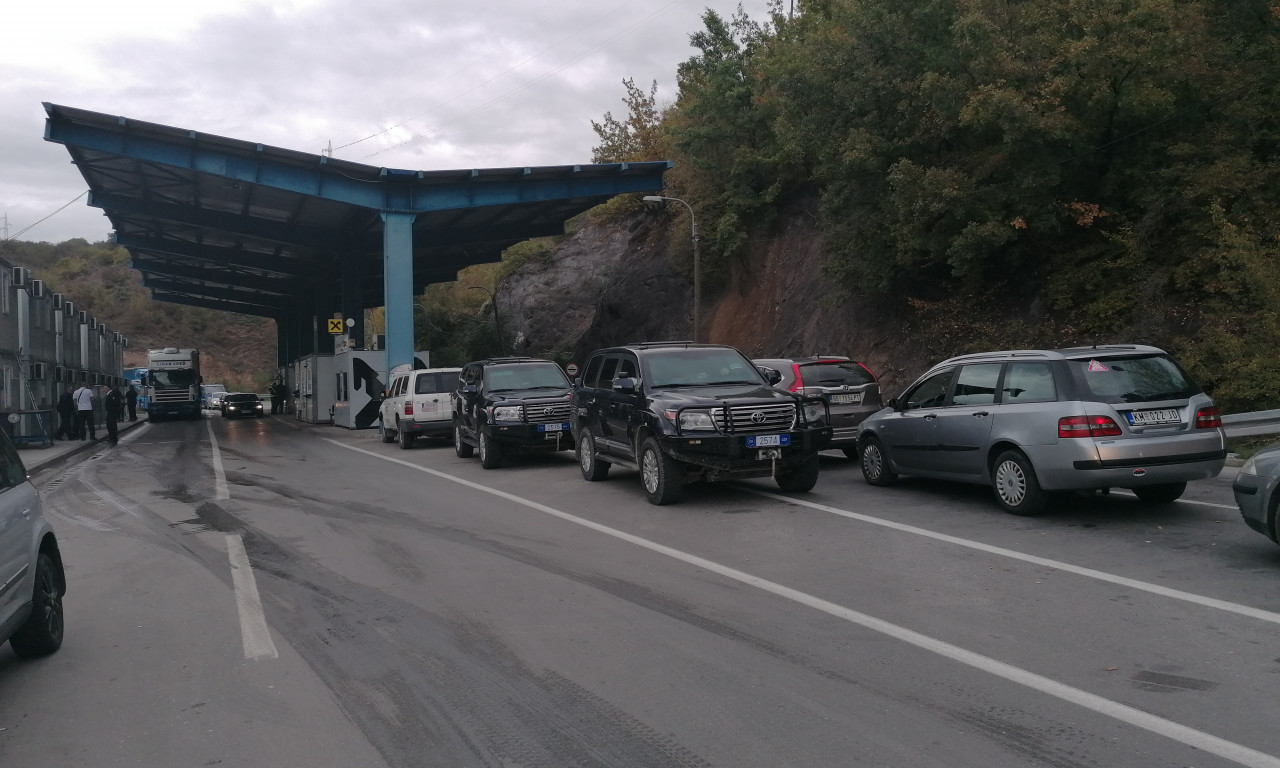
328;318;345;334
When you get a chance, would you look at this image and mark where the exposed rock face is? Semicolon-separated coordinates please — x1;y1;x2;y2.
498;207;926;395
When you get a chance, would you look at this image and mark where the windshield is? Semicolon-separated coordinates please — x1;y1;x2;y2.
644;348;763;388
225;394;260;403
1068;354;1201;403
149;370;198;388
485;363;570;391
414;372;456;394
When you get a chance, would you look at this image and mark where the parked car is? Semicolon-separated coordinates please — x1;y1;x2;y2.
753;355;881;459
380;366;461;449
573;342;833;505
221;392;265;419
0;429;66;658
452;357;575;468
1233;441;1280;546
857;345;1226;515
201;383;228;410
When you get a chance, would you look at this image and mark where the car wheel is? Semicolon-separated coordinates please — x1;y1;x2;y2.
639;436;682;505
454;421;474;458
1132;482;1187;504
479;430;502;469
1268;495;1280;546
860;437;897;486
398;424;415;449
991;449;1048;516
578;431;610;481
9;552;64;658
380;420;394;443
775;455;819;493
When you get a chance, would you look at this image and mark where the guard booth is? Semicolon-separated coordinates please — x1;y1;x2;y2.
332;350;431;430
293;354;336;424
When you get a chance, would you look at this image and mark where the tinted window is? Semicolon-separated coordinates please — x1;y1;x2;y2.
413;373;454;394
581;355;604;389
1003;362;1056;403
904;370;954;409
485;363;570;391
643;348;762;387
1069;355;1199;403
799;361;875;387
952;364;1002;406
226;394;260;403
0;431;24;490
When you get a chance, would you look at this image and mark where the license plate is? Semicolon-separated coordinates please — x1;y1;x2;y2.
746;434;790;448
1127;409;1181;426
538;422;568;432
829;393;862;405
419;401;440;413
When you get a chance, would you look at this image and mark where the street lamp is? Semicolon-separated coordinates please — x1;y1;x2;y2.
642;195;701;343
468;286;505;355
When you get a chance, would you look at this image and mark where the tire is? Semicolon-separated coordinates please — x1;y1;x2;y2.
776;455;820;493
398;423;415;449
1132;482;1187;504
478;430;503;469
860;437;897;486
578;431;610;481
639;436;682;505
9;552;64;658
380;421;394;443
991;449;1048;516
454;421;473;458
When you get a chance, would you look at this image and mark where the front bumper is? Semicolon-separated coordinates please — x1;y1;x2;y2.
1232;472;1276;539
659;427;832;473
488;421;573;451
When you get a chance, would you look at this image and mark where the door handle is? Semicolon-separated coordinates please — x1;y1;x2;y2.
971;411;989;417
923;414;937;421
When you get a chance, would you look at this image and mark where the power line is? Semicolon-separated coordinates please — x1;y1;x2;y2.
1;191;89;242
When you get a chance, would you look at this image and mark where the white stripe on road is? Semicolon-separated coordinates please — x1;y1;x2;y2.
206;419;230;500
737;487;1280;626
326;438;1280;768
226;534;278;660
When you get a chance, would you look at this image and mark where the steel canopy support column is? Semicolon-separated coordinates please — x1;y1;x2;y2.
381;212;415;375
340;253;364;349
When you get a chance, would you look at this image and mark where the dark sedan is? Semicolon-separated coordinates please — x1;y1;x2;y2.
1233;442;1280;545
221;393;265;419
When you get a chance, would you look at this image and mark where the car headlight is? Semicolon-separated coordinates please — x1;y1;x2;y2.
489;405;522;421
802;402;825;424
674;409;717;431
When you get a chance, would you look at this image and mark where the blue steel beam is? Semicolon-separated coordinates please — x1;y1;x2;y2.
148;291;283;319
115;233;303;276
130;258;300;294
382;213;415;373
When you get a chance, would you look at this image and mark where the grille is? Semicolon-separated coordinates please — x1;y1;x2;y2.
714;403;796;433
152;391;191;402
525;401;573;424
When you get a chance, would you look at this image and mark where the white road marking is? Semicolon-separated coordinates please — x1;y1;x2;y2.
206;419;230;500
738;487;1280;626
327;439;1280;768
226;534;278;660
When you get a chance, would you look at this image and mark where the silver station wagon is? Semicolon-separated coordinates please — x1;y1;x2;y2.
857;345;1227;515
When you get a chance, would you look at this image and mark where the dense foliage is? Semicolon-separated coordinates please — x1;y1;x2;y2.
594;0;1280;410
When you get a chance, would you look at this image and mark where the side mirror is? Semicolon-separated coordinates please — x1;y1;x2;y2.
758;366;782;386
612;377;637;395
888;397;903;412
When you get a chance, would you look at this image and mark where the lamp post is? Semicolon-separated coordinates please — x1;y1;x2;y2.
642;195;701;343
468;286;505;355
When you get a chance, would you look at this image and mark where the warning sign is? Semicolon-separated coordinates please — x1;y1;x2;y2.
328;318;345;334
566;362;579;377
1086;360;1109;372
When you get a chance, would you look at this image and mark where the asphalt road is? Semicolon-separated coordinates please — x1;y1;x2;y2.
2;413;1278;768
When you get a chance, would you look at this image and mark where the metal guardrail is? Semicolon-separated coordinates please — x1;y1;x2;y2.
1222;409;1280;439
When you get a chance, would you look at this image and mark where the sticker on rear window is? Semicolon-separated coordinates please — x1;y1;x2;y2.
1087;360;1109;372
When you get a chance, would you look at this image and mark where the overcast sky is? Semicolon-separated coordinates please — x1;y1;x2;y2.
1;0;766;244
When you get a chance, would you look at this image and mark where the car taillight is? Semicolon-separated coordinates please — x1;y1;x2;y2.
1195;406;1221;429
404;402;414;415
1058;415;1123;438
788;363;805;393
857;362;878;381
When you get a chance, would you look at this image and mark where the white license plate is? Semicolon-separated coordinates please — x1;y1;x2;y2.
1127;409;1181;426
541;423;564;432
747;434;790;448
418;401;440;413
829;393;862;405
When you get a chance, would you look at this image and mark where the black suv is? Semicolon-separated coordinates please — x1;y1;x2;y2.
572;342;833;504
452;357;575;468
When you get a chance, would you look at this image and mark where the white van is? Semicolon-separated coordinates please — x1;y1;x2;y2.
379;366;461;448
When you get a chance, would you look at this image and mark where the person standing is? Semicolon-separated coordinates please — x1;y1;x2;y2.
270;381;283;414
104;387;122;445
126;384;139;421
54;386;76;440
72;382;95;440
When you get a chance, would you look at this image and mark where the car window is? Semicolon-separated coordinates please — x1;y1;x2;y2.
903;369;954;409
799;361;875;387
616;355;638;380
0;431;24;490
952;364;1002;406
1069;354;1199;403
581;355;604;389
413;373;453;394
1002;362;1057;403
598;357;621;388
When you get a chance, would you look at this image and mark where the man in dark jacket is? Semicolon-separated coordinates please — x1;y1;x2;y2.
54;386;76;440
126;384;139;421
104;386;122;446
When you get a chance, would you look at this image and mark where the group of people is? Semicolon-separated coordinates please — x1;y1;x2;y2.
54;383;138;446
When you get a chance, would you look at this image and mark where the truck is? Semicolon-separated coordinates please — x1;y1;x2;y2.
145;348;202;421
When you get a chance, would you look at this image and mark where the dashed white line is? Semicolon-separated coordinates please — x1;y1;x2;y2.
206;419;230;500
325;438;1280;768
226;534;278;660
